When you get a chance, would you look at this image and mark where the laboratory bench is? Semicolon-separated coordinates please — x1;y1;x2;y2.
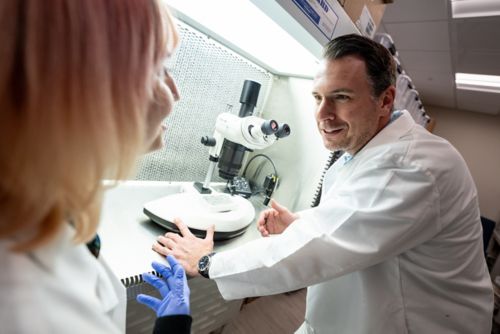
98;180;267;334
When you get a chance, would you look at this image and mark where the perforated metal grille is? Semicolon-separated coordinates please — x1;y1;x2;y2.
134;21;274;182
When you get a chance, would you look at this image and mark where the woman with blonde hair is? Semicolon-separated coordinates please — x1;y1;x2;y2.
0;0;190;332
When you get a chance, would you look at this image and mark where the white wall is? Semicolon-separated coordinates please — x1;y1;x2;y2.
428;106;500;222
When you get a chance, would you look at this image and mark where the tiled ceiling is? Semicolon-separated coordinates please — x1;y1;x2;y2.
379;0;500;115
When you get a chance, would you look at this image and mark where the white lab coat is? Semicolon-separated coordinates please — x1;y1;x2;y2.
210;110;493;334
0;225;126;334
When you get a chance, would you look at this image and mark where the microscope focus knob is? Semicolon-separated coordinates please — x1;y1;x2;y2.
201;136;216;147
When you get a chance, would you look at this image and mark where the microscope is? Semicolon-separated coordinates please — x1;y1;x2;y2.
143;80;290;240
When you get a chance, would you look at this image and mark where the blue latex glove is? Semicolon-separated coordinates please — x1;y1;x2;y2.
136;255;190;316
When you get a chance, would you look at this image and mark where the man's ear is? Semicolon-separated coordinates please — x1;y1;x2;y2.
379;85;396;114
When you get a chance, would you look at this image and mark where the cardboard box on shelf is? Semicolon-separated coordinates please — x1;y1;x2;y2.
338;0;388;38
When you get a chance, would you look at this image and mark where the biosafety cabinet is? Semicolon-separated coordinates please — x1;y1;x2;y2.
97;1;427;333
131;0;406;215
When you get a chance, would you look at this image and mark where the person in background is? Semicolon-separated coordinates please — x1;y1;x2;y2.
0;1;190;333
153;34;494;333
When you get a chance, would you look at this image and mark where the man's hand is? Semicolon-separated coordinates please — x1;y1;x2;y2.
153;218;214;277
136;255;190;317
257;199;299;237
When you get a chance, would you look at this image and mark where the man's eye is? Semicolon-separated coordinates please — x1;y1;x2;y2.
313;95;322;104
335;95;350;101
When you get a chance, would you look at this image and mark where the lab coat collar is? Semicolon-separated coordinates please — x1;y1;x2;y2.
356;109;415;157
28;224;76;272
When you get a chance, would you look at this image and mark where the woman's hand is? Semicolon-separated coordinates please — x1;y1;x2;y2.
137;255;190;317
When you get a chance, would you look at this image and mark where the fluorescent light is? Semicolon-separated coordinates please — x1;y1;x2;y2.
455;73;500;93
451;0;500;18
166;0;319;78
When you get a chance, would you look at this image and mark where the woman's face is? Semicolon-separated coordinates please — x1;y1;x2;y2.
144;67;180;152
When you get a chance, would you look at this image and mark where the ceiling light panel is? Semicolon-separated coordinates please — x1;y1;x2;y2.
456;72;500;93
451;0;500;18
166;0;319;78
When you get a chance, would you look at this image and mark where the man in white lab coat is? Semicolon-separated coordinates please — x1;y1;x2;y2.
154;34;494;333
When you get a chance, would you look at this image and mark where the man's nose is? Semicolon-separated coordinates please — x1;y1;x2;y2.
316;100;335;121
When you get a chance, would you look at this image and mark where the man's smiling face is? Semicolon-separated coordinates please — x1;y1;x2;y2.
312;55;391;155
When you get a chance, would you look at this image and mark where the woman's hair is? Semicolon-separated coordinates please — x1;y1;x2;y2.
323;34;396;98
0;0;178;251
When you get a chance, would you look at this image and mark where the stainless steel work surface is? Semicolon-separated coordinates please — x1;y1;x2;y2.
99;180;265;281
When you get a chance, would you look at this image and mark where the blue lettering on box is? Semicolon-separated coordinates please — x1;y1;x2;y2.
317;0;329;13
293;0;321;24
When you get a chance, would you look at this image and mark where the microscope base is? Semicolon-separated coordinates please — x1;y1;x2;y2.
143;191;255;241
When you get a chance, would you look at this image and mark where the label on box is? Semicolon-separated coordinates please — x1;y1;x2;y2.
356;5;376;37
291;0;339;40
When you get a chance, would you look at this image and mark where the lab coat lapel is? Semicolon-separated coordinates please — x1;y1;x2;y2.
321;110;415;200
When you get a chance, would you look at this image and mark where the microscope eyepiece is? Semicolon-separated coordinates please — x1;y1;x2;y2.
275;123;291;138
260;119;278;135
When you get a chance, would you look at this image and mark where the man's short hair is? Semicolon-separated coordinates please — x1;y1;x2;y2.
323;34;396;97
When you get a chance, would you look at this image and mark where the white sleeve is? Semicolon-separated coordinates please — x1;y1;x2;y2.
210;161;440;300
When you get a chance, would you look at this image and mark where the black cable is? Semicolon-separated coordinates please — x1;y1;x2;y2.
311;150;343;207
241;154;278;178
241;154;279;205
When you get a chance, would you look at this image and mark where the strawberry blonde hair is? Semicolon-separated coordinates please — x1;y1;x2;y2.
0;0;178;251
